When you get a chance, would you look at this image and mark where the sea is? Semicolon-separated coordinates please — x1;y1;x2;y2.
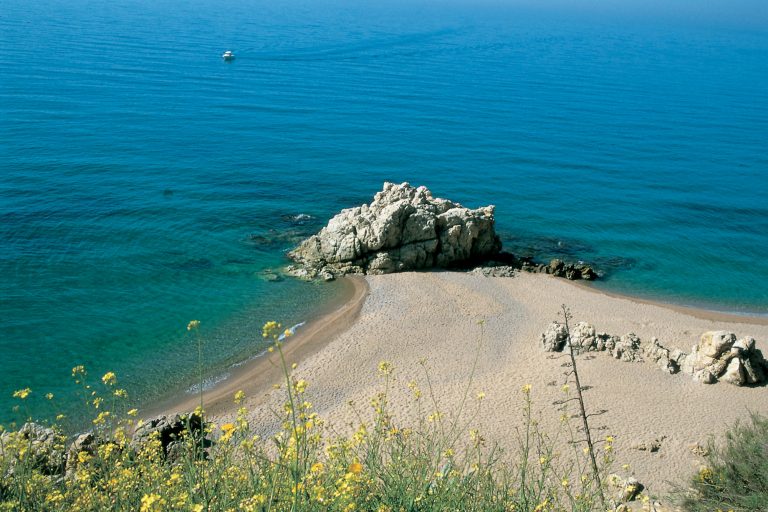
1;0;767;426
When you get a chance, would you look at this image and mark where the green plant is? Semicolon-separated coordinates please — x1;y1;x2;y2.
679;412;768;512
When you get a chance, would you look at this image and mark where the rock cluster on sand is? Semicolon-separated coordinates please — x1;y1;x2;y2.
541;324;768;386
287;182;501;279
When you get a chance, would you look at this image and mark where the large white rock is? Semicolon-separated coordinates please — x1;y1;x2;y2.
288;182;501;277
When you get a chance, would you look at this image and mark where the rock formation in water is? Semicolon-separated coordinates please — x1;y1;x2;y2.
541;323;768;386
471;255;598;280
286;182;599;281
287;182;502;279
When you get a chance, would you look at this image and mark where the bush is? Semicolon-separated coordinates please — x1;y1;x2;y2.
681;412;768;512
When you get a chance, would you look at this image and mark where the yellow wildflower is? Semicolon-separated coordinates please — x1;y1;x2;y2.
127;408;138;417
521;383;532;393
140;493;166;512
72;365;86;377
92;410;110;425
187;319;201;331
378;361;393;375
234;390;245;404
262;321;281;339
311;462;324;473
45;393;54;400
476;391;486;400
101;371;117;386
348;461;363;474
294;379;308;393
407;380;422;399
13;388;31;400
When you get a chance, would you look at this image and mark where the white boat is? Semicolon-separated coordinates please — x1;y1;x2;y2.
222;50;235;61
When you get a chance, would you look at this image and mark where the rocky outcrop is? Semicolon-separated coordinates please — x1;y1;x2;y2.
287;182;502;279
471;254;598;281
0;423;66;477
541;323;768;386
683;332;766;386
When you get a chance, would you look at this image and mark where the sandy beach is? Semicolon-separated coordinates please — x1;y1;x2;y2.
172;271;768;495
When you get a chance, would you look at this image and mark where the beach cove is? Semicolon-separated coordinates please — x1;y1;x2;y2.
172;270;768;494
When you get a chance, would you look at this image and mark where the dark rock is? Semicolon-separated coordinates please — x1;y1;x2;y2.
130;412;206;460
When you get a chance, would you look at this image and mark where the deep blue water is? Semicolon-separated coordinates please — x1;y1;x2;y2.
1;0;767;424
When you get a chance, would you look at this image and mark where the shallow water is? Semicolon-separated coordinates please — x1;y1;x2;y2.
1;0;767;424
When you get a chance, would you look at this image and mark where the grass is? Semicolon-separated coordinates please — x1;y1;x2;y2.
0;318;685;511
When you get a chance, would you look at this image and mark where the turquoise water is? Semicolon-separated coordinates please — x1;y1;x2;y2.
1;0;767;424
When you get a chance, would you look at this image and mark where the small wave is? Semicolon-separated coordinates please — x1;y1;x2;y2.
229;321;307;369
186;373;230;394
279;321;306;341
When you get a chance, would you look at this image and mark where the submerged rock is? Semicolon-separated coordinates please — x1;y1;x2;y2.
288;182;502;278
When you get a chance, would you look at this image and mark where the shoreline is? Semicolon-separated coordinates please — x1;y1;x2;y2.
153;269;766;420
569;279;768;326
145;275;369;420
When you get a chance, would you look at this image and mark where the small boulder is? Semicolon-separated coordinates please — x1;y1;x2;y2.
613;333;642;362
734;336;756;353
541;322;568;352
65;432;98;478
720;357;745;386
608;474;645;503
130;412;205;460
699;331;736;358
569;321;596;353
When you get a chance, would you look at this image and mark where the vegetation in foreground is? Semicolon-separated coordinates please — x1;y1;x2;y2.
1;317;765;511
678;412;768;512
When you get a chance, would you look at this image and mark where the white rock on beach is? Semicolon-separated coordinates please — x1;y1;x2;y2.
287;182;501;278
538;324;767;386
